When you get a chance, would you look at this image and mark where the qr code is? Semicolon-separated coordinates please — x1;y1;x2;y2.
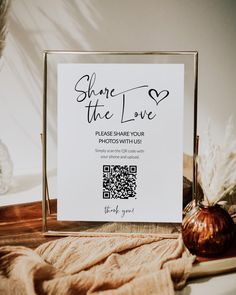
103;165;137;199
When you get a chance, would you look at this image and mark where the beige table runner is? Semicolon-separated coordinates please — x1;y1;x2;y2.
0;235;195;295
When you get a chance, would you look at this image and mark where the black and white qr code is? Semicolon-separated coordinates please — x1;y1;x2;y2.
103;165;137;199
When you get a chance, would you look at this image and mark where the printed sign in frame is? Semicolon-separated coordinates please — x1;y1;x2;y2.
42;51;198;236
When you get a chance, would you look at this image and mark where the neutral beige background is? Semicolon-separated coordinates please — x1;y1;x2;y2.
0;0;235;205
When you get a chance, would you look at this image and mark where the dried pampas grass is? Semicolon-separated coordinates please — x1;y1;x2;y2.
0;0;10;57
197;117;236;205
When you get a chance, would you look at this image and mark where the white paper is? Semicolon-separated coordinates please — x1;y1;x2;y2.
57;63;184;222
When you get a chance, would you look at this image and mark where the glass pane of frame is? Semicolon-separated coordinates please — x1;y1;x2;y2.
42;51;198;236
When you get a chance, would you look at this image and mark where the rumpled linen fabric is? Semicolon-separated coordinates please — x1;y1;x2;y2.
0;235;195;295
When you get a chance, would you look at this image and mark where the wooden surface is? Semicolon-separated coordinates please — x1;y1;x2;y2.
0;200;180;248
0;200;235;256
0;200;57;248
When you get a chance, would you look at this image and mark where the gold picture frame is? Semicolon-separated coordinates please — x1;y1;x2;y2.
42;51;198;237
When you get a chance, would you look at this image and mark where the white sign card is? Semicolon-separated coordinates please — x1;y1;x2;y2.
57;63;184;222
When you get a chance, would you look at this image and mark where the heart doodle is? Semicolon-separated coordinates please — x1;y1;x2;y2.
148;89;169;106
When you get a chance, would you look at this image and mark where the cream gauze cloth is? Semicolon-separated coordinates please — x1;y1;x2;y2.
0;235;195;295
